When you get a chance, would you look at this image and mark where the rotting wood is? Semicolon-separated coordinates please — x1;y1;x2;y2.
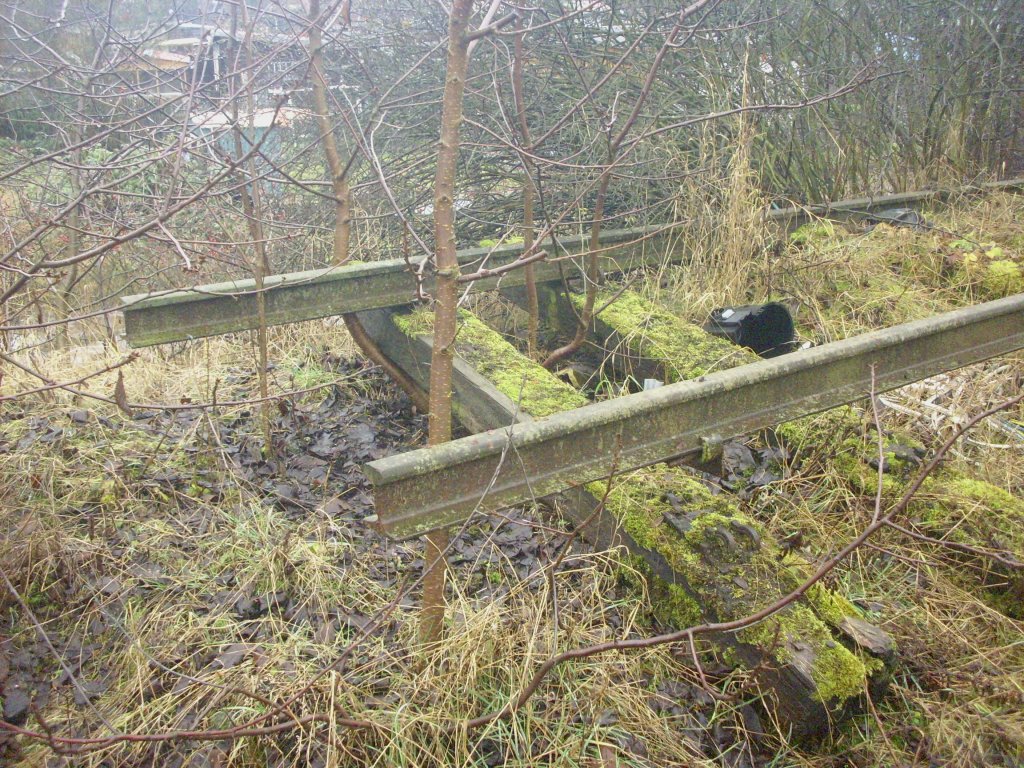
361;306;892;737
568;289;758;382
794;420;1024;617
503;287;896;665
504;286;759;383
356;309;526;435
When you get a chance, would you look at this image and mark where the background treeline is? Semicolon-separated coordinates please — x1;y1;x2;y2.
1;0;1021;341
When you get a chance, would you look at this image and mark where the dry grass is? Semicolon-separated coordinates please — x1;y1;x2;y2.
0;444;723;767
708;190;1024;766
1;329;726;767
2;192;1023;766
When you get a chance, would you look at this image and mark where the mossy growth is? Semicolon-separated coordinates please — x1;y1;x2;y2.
832;437;907;498
980;259;1024;298
394;308;587;418
802;421;925;499
790;221;838;247
918;477;1024;595
782;556;862;627
774;406;864;460
738;603;869;703
574;289;756;381
477;235;524;248
782;217;966;338
620;553;703;628
597;464;869;704
827;431;1024;557
776;409;929;495
800;420;1024;613
953;241;1023;299
287;361;336;391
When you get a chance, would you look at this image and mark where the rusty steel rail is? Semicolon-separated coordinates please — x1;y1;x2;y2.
767;177;1022;229
365;293;1024;538
120;225;679;346
120;179;1023;347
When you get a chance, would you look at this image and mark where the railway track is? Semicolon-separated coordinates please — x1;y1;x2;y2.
120;178;1024;734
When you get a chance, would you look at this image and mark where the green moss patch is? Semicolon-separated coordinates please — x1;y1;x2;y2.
398;306;876;706
775;407;865;458
574;289;757;382
788;416;1024;615
979;259;1024;297
395;307;587;417
949;240;1024;299
596;465;870;704
917;477;1024;610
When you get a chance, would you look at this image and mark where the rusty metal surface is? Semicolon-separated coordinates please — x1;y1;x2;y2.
766;177;1023;230
121;225;678;346
361;309;889;733
365;292;1024;538
121;179;1023;347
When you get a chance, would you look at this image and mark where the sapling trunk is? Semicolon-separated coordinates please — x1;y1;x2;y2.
512;17;539;357
230;1;273;453
542;167;610;369
306;0;429;414
421;0;477;644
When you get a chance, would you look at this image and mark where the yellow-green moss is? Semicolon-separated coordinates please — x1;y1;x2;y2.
832;439;1024;562
392;308;434;337
775;406;864;456
802;575;861;627
952;240;1024;299
790;221;837;247
574;289;756;382
790;415;1024;613
811;637;872;703
832;437;904;497
980;259;1024;297
621;551;704;628
477;235;524;248
599;464;868;704
739;603;869;703
784;219;964;337
921;476;1024;554
394;308;587;418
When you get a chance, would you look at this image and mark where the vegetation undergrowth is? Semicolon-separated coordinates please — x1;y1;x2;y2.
713;192;1024;766
1;193;1023;766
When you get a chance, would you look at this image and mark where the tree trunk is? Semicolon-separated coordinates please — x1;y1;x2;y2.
230;1;273;452
512;17;539;357
306;0;429;414
421;0;476;645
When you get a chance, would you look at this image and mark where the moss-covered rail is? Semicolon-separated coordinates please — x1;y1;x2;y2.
120;179;1024;348
359;304;894;737
121;225;681;347
365;292;1024;537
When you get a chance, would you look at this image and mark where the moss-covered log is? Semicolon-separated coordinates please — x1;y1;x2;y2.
503;285;756;382
599;465;885;706
393;308;587;417
569;289;758;383
363;305;891;736
778;410;1024;617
